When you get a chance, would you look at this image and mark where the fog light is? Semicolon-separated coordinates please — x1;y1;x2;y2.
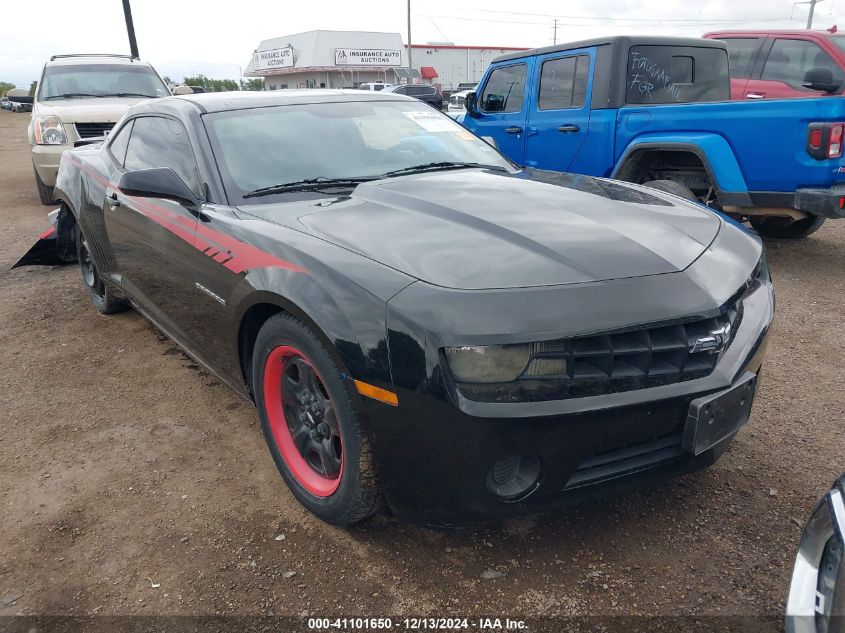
486;453;541;501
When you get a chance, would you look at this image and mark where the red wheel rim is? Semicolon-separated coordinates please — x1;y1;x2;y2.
263;346;343;497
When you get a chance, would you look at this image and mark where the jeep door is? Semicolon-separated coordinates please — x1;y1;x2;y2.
470;61;533;165
524;48;592;172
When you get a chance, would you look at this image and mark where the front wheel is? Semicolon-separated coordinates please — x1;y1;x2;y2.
76;226;128;314
252;313;382;525
749;214;826;239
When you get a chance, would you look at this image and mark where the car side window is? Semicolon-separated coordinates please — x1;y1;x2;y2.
762;39;839;87
723;38;761;79
480;64;527;113
123;116;201;194
107;120;133;167
538;55;589;110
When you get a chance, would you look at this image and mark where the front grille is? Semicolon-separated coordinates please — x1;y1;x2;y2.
564;432;684;490
74;122;114;138
457;306;741;403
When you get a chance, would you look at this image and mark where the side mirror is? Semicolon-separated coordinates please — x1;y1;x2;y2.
803;67;841;93
118;168;199;209
465;91;479;118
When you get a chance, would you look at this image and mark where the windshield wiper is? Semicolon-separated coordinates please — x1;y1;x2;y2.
243;177;375;198
42;93;106;100
113;92;157;98
380;162;508;178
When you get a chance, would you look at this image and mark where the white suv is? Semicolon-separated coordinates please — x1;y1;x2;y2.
28;54;170;204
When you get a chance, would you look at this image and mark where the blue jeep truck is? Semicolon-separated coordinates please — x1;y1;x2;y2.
458;36;845;239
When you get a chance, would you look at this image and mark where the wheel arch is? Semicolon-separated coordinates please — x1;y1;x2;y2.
234;289;375;401
612;137;753;207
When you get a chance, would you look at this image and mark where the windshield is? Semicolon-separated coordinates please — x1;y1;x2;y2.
832;36;845;54
38;64;169;100
204;100;512;203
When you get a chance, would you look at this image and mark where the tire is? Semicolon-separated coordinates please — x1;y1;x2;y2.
33;166;56;205
252;313;382;525
748;214;826;239
641;179;698;201
75;225;129;314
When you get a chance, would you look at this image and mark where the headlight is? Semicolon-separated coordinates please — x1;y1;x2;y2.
34;115;67;145
444;344;530;383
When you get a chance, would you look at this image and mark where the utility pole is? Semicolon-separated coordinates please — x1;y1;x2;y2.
553;19;558;45
796;0;825;28
407;0;413;73
122;0;140;59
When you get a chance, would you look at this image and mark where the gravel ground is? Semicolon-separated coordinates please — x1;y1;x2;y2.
0;110;843;630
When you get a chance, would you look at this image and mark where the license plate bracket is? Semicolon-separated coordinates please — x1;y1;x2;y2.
682;372;758;455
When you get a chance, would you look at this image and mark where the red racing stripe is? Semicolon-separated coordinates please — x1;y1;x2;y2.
66;156;306;275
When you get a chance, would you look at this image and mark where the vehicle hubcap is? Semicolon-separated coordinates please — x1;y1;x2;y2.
263;346;343;497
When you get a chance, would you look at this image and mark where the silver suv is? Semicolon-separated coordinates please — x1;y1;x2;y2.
28;54;170;204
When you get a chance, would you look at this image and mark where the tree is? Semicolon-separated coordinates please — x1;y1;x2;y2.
182;74;240;92
29;81;37;96
241;78;264;91
0;82;15;96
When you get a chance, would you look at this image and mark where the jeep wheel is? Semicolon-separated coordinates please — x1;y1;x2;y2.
642;179;698;202
749;214;826;239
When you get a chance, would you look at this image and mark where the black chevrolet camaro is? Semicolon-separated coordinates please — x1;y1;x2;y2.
51;90;773;527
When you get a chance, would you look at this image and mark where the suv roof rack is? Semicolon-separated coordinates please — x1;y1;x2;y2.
49;54;139;62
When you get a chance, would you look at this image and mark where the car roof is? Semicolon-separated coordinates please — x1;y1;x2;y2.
46;54;151;67
705;29;839;38
493;35;726;63
133;89;418;114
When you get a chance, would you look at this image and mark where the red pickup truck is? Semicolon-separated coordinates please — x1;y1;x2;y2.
703;29;845;100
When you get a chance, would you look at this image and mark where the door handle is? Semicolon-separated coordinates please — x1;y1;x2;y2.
745;93;765;99
505;126;523;135
558;124;580;133
107;192;121;208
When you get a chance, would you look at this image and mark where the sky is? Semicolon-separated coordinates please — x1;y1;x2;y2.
0;0;840;88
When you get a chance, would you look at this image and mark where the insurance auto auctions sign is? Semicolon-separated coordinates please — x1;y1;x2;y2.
253;46;294;71
334;48;401;66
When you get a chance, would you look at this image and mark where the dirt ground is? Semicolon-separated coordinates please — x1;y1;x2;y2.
0;109;843;630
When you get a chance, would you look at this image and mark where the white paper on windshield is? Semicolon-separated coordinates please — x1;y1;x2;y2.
403;110;455;132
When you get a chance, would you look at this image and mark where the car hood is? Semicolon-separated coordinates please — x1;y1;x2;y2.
34;97;151;123
250;169;723;290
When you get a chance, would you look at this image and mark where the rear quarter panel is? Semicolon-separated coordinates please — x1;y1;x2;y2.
54;146;120;273
615;98;845;192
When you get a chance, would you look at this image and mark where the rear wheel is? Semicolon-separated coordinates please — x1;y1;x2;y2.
33;166;56;205
749;214;826;239
252;313;382;525
75;226;128;314
641;179;697;202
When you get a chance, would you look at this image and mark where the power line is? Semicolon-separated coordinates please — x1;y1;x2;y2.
423;13;805;27
452;8;801;24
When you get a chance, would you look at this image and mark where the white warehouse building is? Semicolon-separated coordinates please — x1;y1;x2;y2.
243;30;526;92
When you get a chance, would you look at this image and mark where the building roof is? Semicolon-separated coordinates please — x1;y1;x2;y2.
245;30;405;76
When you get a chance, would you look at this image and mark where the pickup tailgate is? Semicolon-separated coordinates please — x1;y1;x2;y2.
616;98;845;192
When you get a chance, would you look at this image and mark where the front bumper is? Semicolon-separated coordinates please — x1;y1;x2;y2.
795;185;845;219
363;267;773;527
31;143;67;187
